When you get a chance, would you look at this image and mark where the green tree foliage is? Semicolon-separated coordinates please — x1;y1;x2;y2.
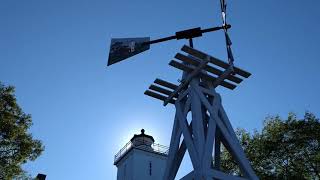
220;112;320;180
0;82;44;180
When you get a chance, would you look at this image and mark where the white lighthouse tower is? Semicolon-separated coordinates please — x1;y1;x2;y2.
114;129;168;180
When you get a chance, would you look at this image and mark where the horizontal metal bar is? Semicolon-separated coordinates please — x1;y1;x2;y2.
169;60;236;90
154;78;178;90
201;24;231;34
143;35;176;45
142;25;230;46
144;90;175;104
175;53;243;84
149;84;178;97
181;45;251;78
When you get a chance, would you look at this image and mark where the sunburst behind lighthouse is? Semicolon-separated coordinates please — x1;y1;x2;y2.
114;129;168;180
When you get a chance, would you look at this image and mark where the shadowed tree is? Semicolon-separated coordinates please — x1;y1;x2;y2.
0;82;44;180
218;112;320;180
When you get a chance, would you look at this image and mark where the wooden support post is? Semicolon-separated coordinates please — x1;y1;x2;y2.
214;129;221;170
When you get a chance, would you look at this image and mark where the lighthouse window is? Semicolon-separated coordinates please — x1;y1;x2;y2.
149;161;152;176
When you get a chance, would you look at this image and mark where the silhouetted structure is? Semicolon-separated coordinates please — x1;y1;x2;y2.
36;173;46;180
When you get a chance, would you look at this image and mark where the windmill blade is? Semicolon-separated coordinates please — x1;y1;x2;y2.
107;37;150;66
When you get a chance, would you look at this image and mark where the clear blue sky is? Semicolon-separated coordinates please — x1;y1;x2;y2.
1;0;319;179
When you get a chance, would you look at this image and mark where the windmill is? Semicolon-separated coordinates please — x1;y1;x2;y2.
107;0;258;179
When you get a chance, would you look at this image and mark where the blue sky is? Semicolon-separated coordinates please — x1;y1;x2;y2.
1;0;319;179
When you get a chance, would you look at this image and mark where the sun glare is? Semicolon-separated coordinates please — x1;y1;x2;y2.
117;112;163;149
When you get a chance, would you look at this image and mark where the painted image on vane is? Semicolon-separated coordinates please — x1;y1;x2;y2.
108;37;150;66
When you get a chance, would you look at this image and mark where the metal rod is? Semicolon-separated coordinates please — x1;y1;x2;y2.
142;25;231;46
189;39;194;48
201;24;231;34
145;35;176;45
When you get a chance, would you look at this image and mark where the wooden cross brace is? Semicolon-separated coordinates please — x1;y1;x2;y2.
163;55;211;106
144;45;251;106
163;82;259;180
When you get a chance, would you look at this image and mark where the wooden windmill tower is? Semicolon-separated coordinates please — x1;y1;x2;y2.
107;0;259;179
144;46;258;180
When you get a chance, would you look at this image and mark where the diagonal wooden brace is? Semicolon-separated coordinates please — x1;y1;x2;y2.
212;65;234;88
163;56;210;106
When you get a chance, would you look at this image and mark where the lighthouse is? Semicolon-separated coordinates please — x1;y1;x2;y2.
114;129;168;180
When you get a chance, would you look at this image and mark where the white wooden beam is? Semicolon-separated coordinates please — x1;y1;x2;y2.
193;87;258;180
190;81;206;160
164;99;191;180
176;101;200;169
179;171;194;180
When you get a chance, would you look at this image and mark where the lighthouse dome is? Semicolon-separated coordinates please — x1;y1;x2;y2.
130;129;154;150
